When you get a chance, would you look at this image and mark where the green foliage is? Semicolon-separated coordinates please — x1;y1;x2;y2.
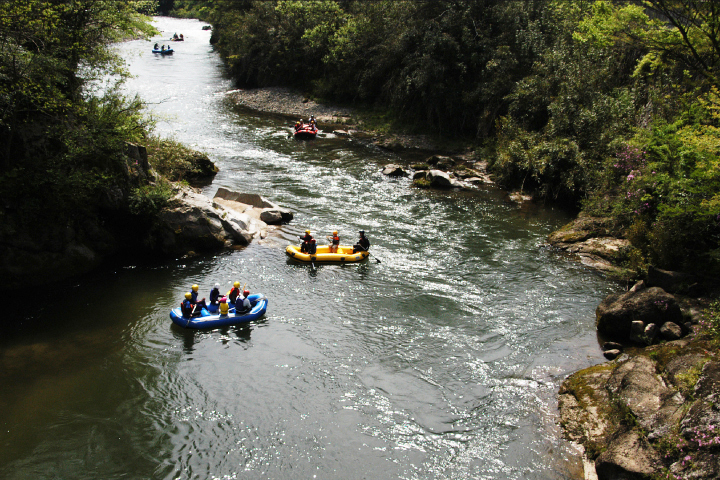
146;137;214;182
675;361;708;400
129;180;174;217
705;300;720;342
183;1;551;136
587;87;720;272
0;0;158;224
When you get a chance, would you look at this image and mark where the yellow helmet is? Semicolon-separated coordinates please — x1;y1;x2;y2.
305;229;311;234
333;231;338;235
184;292;192;299
234;281;240;288
192;284;199;291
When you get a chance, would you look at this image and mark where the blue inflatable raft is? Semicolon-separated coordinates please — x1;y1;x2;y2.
170;293;268;329
152;48;174;54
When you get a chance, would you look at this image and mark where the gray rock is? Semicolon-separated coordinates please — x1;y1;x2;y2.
381;164;409;177
150;187;263;254
603;341;623;351
260;209;284;224
643;323;658;345
508;191;532;203
660;321;683;340
464;176;493;185
694;361;720;398
607;356;686;439
603;349;621;360
596;287;683;342
426;155;456;170
594;430;662;480
412;171;428;181
629;280;646;292
558;365;615;446
427;169;453;188
213;187;293;224
630;320;645;343
214;188;274;208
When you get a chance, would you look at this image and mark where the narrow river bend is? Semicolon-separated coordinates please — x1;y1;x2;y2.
0;17;620;480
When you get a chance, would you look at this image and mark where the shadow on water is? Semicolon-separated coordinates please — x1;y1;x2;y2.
172;322;257;354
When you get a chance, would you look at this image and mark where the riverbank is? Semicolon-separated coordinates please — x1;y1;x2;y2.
227;87;463;156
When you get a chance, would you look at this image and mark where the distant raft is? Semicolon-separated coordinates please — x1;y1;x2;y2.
170;293;267;329
152;48;174;54
293;124;318;139
285;244;369;263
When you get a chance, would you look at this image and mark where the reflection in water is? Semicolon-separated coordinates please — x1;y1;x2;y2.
0;16;621;480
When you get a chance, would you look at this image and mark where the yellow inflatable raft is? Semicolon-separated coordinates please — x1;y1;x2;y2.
285;244;369;263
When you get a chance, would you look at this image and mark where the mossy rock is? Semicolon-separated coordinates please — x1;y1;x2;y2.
413;177;431;188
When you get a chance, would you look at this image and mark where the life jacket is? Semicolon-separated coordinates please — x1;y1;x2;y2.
210;288;220;304
236;296;251;313
220;302;229;315
228;287;240;302
191;291;199;302
331;235;339;245
181;299;194;317
308;239;317;254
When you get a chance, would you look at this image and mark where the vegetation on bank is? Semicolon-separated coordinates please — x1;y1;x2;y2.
0;1;216;287
0;1;157;222
165;0;720;278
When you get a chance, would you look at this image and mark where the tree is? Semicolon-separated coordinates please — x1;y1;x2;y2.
0;0;157;220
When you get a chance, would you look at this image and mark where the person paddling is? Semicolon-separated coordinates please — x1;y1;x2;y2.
228;281;241;303
209;283;221;309
181;292;201;317
235;289;252;314
190;284;207;310
353;230;370;253
299;230;314;253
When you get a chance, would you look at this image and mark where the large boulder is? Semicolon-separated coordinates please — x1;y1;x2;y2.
560;340;719;480
427;169;454;188
547;215;629;274
148;188;263;254
558;364;616;450
259;209;283;224
214;188;274;208
596;287;683;342
606;356;685;438
213;187;293;225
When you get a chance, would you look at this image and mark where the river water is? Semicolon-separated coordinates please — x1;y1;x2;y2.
0;17;620;480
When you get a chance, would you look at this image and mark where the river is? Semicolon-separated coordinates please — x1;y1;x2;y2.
0;17;620;480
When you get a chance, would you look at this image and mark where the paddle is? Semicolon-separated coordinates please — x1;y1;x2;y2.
186;303;197;327
359;245;380;263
